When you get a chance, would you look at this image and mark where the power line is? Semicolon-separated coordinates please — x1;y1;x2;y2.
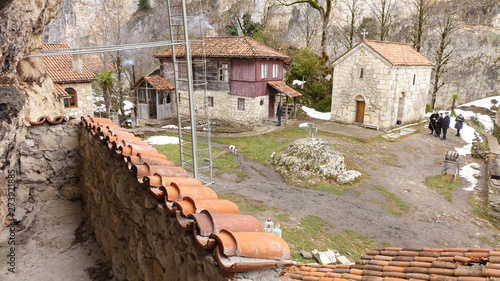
27;41;185;57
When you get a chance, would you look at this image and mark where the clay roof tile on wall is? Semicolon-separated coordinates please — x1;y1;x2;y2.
154;37;290;61
80;116;293;274
41;44;96;83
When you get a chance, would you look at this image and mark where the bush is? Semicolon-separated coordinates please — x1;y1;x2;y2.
138;0;150;11
426;104;432;113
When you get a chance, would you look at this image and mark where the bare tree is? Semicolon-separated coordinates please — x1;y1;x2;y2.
430;9;459;110
365;0;393;41
337;0;363;49
278;0;335;60
89;0;132;119
408;0;435;52
297;6;321;50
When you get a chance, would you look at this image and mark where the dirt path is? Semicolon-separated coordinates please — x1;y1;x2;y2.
211;125;498;249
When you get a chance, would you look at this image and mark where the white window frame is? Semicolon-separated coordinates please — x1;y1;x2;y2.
272;64;279;78
219;63;229;82
261;63;268;79
238;98;245;111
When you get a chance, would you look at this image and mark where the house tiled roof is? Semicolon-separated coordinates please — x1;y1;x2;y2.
41;44;96;83
268;81;303;98
54;83;69;98
78;116;292;273
132;75;174;90
364;41;434;66
282;247;500;280
154;37;291;61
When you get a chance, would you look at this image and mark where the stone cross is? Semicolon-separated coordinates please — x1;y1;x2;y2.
361;29;368;40
304;123;317;138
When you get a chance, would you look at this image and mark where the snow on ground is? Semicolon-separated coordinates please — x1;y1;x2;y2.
459;163;481;191
162;124;178;129
299;123;309;128
145;136;180;145
302;106;330;120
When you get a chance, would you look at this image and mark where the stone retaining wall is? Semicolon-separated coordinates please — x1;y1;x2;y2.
19;123;82;202
79;126;280;280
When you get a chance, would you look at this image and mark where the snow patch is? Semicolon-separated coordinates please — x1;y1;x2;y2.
459;163;481;191
145;136;180;145
302;106;330;120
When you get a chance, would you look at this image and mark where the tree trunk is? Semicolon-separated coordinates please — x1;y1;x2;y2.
104;89;111;117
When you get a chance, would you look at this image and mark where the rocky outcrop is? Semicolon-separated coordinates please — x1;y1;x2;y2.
273;138;360;185
0;0;63;228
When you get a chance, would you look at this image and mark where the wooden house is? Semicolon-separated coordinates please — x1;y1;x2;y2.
154;37;302;128
132;74;175;120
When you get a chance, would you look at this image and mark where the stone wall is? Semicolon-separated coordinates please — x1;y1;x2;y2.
331;44;432;130
79;126;282;280
19;123;82;201
178;90;270;129
60;82;94;117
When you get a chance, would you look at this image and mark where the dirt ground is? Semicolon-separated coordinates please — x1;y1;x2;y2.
211;123;499;250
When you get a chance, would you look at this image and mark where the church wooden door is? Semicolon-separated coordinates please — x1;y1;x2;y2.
356;101;365;123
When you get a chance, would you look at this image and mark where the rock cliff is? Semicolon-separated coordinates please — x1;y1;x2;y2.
41;0;499;108
0;0;63;228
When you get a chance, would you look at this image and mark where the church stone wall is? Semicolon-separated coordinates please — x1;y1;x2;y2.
331;45;432;130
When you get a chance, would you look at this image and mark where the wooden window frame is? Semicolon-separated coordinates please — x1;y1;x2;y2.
238;98;245;111
64;88;77;108
219;63;229;83
208;96;214;107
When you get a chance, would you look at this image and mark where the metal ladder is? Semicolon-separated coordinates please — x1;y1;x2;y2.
166;0;213;185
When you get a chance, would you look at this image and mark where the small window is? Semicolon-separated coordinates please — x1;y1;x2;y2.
413;74;416;85
261;63;268;79
208;96;214;107
166;93;171;104
360;68;364;79
219;63;229;82
64;88;77;108
272;64;279;78
238;98;245;111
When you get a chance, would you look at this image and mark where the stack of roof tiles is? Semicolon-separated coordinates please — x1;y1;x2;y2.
80;116;291;274
281;247;500;281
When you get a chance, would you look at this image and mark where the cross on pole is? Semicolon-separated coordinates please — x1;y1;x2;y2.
361;29;368;40
303;123;317;138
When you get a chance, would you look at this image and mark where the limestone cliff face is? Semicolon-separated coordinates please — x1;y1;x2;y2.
0;0;63;228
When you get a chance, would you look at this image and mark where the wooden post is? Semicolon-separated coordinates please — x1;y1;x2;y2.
285;95;289;124
293;98;297;119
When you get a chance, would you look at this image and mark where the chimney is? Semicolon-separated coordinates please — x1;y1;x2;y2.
72;54;83;73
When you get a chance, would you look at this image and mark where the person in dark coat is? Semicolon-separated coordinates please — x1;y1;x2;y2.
441;112;451;140
434;113;443;138
455;113;465;136
276;102;283;127
429;110;439;135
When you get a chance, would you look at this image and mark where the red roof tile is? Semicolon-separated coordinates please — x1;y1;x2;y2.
54;83;69;97
268;80;303;98
132;74;174;90
154;37;290;61
284;247;500;280
363;41;434;66
41;44;95;83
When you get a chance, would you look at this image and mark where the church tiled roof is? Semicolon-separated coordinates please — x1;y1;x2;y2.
363;41;434;67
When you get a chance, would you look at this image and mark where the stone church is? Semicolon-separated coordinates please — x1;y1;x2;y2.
330;41;434;130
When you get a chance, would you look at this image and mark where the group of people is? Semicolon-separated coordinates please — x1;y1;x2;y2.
428;110;465;140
